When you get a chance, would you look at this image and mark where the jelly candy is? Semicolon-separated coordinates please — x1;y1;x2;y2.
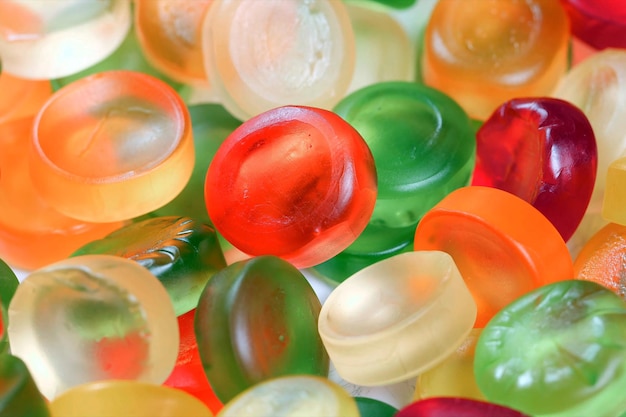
71;216;227;316
195;255;329;403
333;81;476;256
0;71;51;124
561;0;626;50
355;396;398;417
216;375;360;417
0;354;50;417
29;70;194;223
414;186;574;327
395;397;529;417
8;254;179;399
318;251;476;386
472;97;597;242
205;105;377;268
422;0;569;120
49;380;214;417
0;258;19;354
474;280;626;417
603;156;626;226
202;0;355;120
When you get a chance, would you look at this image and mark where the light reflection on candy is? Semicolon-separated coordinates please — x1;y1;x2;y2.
7;254;179;399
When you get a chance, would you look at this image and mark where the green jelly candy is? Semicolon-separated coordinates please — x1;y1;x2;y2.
355;396;398;417
72;216;226;316
0;259;18;354
333;81;476;256
0;354;50;416
475;280;626;417
195;255;329;403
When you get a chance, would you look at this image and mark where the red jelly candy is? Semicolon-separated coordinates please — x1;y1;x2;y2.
561;0;626;50
395;397;530;417
205;106;377;268
471;97;597;242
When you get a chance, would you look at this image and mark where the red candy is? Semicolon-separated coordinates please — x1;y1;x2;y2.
205;105;377;268
395;397;530;417
561;0;626;50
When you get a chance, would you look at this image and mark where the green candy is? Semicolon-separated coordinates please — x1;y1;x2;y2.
333;81;476;255
0;259;18;354
0;354;50;416
354;396;398;417
195;255;329;403
475;280;626;417
71;216;226;316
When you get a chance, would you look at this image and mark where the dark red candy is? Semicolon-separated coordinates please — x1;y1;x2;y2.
395;397;530;417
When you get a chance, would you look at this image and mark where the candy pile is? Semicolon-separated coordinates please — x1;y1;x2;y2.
1;0;626;416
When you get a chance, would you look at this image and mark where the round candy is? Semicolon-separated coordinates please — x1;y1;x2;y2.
413;186;574;327
422;0;569;120
134;0;212;86
474;280;626;417
354;397;398;417
205;105;377;269
195;255;329;403
561;0;626;50
202;0;355;120
472;97;597;242
216;375;360;417
30;70;194;223
0;0;131;80
573;221;626;300
7;254;179;399
71;216;227;316
0;117;123;270
333;81;476;255
0;354;50;417
318;250;477;386
395;397;529;417
49;380;213;417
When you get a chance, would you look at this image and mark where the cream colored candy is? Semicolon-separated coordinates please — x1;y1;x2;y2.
318;250;477;386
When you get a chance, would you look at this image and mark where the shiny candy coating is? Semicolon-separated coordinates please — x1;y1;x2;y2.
422;0;569;120
205;105;377;269
318;251;477;386
333;81;476;255
475;280;626;417
71;216;227;316
195;255;329;403
29;70;194;223
472;97;597;242
7;255;179;399
414;186;574;327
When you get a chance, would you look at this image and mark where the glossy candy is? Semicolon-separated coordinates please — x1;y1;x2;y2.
29;70;194;223
475;280;626;417
0;354;50;417
560;0;626;50
71;216;227;316
318;251;477;386
573;222;626;300
205;105;377;269
422;0;569;120
0;0;131;80
0;117;123;270
49;380;214;417
333;81;476;256
202;0;355;120
395;397;529;417
472;97;597;242
134;0;212;86
355;396;398;417
216;375;360;417
7;255;179;399
413;186;574;327
195;255;329;403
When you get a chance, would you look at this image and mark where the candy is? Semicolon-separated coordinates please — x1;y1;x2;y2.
318;250;476;386
474;280;626;417
195;255;329;403
602;156;626;225
0;354;50;417
48;380;214;417
0;0;131;80
561;0;626;50
205;105;377;268
7;254;179;399
333;81;476;256
422;0;569;120
395;397;529;417
0;258;19;354
201;0;355;120
215;375;360;417
71;216;227;316
29;70;194;223
472;97;597;242
0;71;51;124
355;396;398;417
413;186;573;327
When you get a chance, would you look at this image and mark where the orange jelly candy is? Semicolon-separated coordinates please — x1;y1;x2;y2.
29;70;194;223
0;71;51;125
422;0;569;120
413;186;574;327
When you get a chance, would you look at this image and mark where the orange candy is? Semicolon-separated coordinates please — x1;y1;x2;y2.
413;186;574;327
0;71;51;125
